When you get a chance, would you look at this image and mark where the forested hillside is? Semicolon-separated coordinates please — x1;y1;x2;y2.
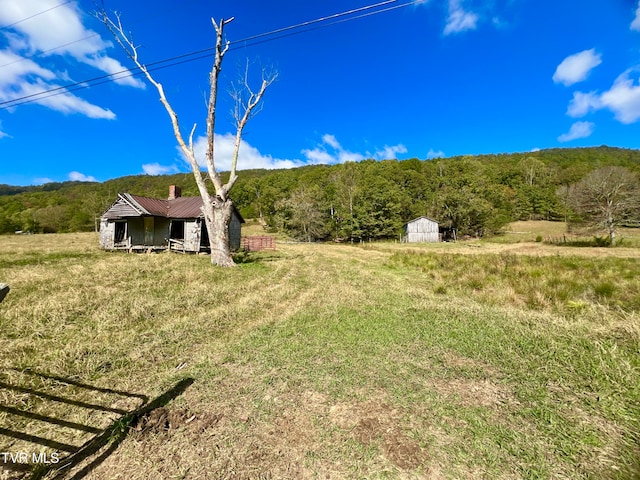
1;146;639;240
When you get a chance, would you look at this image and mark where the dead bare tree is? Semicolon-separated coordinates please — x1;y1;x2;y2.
566;166;640;245
98;11;276;266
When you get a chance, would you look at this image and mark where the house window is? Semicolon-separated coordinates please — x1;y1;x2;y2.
170;220;185;240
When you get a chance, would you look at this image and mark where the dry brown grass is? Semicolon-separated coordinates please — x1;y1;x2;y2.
0;232;639;479
496;220;640;247
375;237;640;259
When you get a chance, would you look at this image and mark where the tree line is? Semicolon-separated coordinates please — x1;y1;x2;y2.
1;146;639;240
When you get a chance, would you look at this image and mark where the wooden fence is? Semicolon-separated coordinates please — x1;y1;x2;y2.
241;236;276;252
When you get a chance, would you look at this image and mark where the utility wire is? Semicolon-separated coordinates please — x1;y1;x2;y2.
0;0;203;69
0;34;99;69
229;0;397;45
232;1;422;51
0;0;73;31
0;0;423;110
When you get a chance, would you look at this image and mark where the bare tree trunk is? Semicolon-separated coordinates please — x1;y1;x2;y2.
607;216;616;246
207;198;234;267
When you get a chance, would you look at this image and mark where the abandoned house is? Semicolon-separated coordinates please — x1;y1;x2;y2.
403;216;440;243
99;186;244;253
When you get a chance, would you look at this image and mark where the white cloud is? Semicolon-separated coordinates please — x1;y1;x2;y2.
0;0;143;118
142;163;180;176
553;49;602;86
301;135;407;165
178;133;407;171
0;120;9;139
375;144;409;159
0;50;56;85
33;177;54;185
302;147;338;165
69;171;97;182
84;55;144;88
321;134;341;150
599;69;640;124
427;149;445;159
558;121;594;142
566;91;601;117
563;70;640;125
632;1;640;31
24;78;115;119
184;134;304;171
444;0;479;35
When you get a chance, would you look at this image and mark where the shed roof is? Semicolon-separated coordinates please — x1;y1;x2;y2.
404;216;439;226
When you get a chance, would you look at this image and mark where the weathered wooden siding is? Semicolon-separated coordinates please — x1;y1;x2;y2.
184;220;201;252
406;232;440;242
99;192;244;252
99;219;115;249
127;218;145;246
153;218;170;246
102;198;141;219
405;217;439;243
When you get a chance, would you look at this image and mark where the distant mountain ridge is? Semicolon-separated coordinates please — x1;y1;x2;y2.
1;146;639;237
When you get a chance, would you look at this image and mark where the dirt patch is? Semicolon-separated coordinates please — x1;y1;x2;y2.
134;406;221;436
329;397;428;472
442;350;498;373
428;378;512;409
383;432;427;471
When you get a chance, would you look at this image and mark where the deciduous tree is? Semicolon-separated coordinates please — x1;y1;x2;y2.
566;166;640;245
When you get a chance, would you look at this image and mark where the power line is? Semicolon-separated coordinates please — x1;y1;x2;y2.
0;34;99;69
0;0;202;70
232;1;423;51
0;0;73;31
0;0;423;110
230;0;397;45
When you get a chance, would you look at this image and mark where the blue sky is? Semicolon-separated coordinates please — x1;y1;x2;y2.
1;0;640;186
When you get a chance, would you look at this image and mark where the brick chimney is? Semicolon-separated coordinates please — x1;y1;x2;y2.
168;185;182;200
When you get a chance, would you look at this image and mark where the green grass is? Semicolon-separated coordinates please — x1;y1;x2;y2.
0;233;639;479
386;251;640;313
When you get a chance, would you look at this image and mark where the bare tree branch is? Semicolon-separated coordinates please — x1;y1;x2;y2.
96;9;209;198
566;166;640;245
226;64;278;195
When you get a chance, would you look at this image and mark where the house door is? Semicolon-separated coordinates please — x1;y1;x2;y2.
144;217;154;245
114;221;127;244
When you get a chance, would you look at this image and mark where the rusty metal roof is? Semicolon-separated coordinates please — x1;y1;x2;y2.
120;194;244;222
126;194;169;216
166;196;206;218
126;194;203;218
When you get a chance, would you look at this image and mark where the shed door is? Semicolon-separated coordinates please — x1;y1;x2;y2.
144;217;154;245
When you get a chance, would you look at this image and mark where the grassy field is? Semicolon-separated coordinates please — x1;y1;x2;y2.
0;231;639;479
494;220;640;247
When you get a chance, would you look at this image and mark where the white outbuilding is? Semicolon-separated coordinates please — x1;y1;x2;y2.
403;216;440;243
